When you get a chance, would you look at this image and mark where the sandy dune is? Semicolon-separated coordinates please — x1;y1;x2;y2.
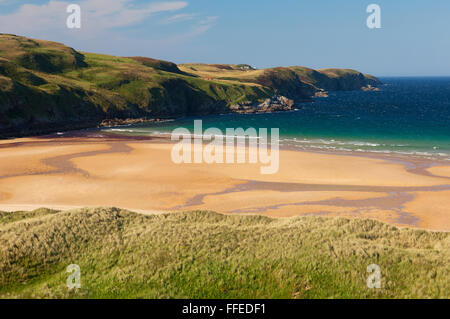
0;134;449;231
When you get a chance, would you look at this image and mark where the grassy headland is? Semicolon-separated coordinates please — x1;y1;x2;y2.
0;34;380;138
0;207;447;299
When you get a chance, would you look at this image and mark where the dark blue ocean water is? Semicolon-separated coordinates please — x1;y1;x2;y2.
104;77;450;160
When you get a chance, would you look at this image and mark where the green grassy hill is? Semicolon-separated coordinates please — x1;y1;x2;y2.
180;64;380;93
0;207;447;299
0;34;381;138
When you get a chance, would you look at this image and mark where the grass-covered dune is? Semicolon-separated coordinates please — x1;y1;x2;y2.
0;207;447;299
0;34;380;138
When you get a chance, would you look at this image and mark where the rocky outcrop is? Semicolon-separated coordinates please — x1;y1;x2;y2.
361;84;380;91
314;90;329;98
99;118;171;127
231;95;296;113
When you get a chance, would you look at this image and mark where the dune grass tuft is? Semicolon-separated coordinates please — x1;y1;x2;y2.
0;207;448;299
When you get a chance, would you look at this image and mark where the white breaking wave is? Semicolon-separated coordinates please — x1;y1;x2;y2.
103;127;450;160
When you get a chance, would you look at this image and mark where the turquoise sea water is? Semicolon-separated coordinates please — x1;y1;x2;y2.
103;77;450;161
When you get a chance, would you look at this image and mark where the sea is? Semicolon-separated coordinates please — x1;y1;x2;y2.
103;77;450;161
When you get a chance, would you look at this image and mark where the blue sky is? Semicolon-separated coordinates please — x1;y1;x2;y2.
1;0;449;76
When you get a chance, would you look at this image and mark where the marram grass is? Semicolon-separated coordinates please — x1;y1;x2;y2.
0;207;448;299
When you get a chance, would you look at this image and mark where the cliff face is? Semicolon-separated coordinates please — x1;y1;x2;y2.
253;67;316;102
288;66;381;91
0;34;381;138
313;69;381;90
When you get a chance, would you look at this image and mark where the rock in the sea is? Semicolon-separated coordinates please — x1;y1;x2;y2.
361;84;380;91
314;90;329;97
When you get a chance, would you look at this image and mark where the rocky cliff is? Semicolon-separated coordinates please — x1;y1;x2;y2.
0;34;381;138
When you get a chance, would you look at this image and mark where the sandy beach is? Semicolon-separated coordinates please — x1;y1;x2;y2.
0;132;449;231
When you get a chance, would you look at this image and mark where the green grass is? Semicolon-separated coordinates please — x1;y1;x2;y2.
0;207;59;225
0;34;381;137
0;34;273;128
0;207;447;299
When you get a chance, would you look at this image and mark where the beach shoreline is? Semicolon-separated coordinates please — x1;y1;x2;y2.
0;130;449;231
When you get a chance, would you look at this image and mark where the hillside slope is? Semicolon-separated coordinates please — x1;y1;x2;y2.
0;207;447;299
0;34;381;138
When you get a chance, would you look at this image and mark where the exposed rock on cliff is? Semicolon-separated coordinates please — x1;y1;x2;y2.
0;34;381;138
231;95;296;113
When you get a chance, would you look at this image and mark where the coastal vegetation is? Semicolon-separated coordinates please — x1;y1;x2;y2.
0;34;380;138
0;207;447;299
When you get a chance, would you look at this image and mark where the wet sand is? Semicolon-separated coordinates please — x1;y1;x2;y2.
0;132;449;231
